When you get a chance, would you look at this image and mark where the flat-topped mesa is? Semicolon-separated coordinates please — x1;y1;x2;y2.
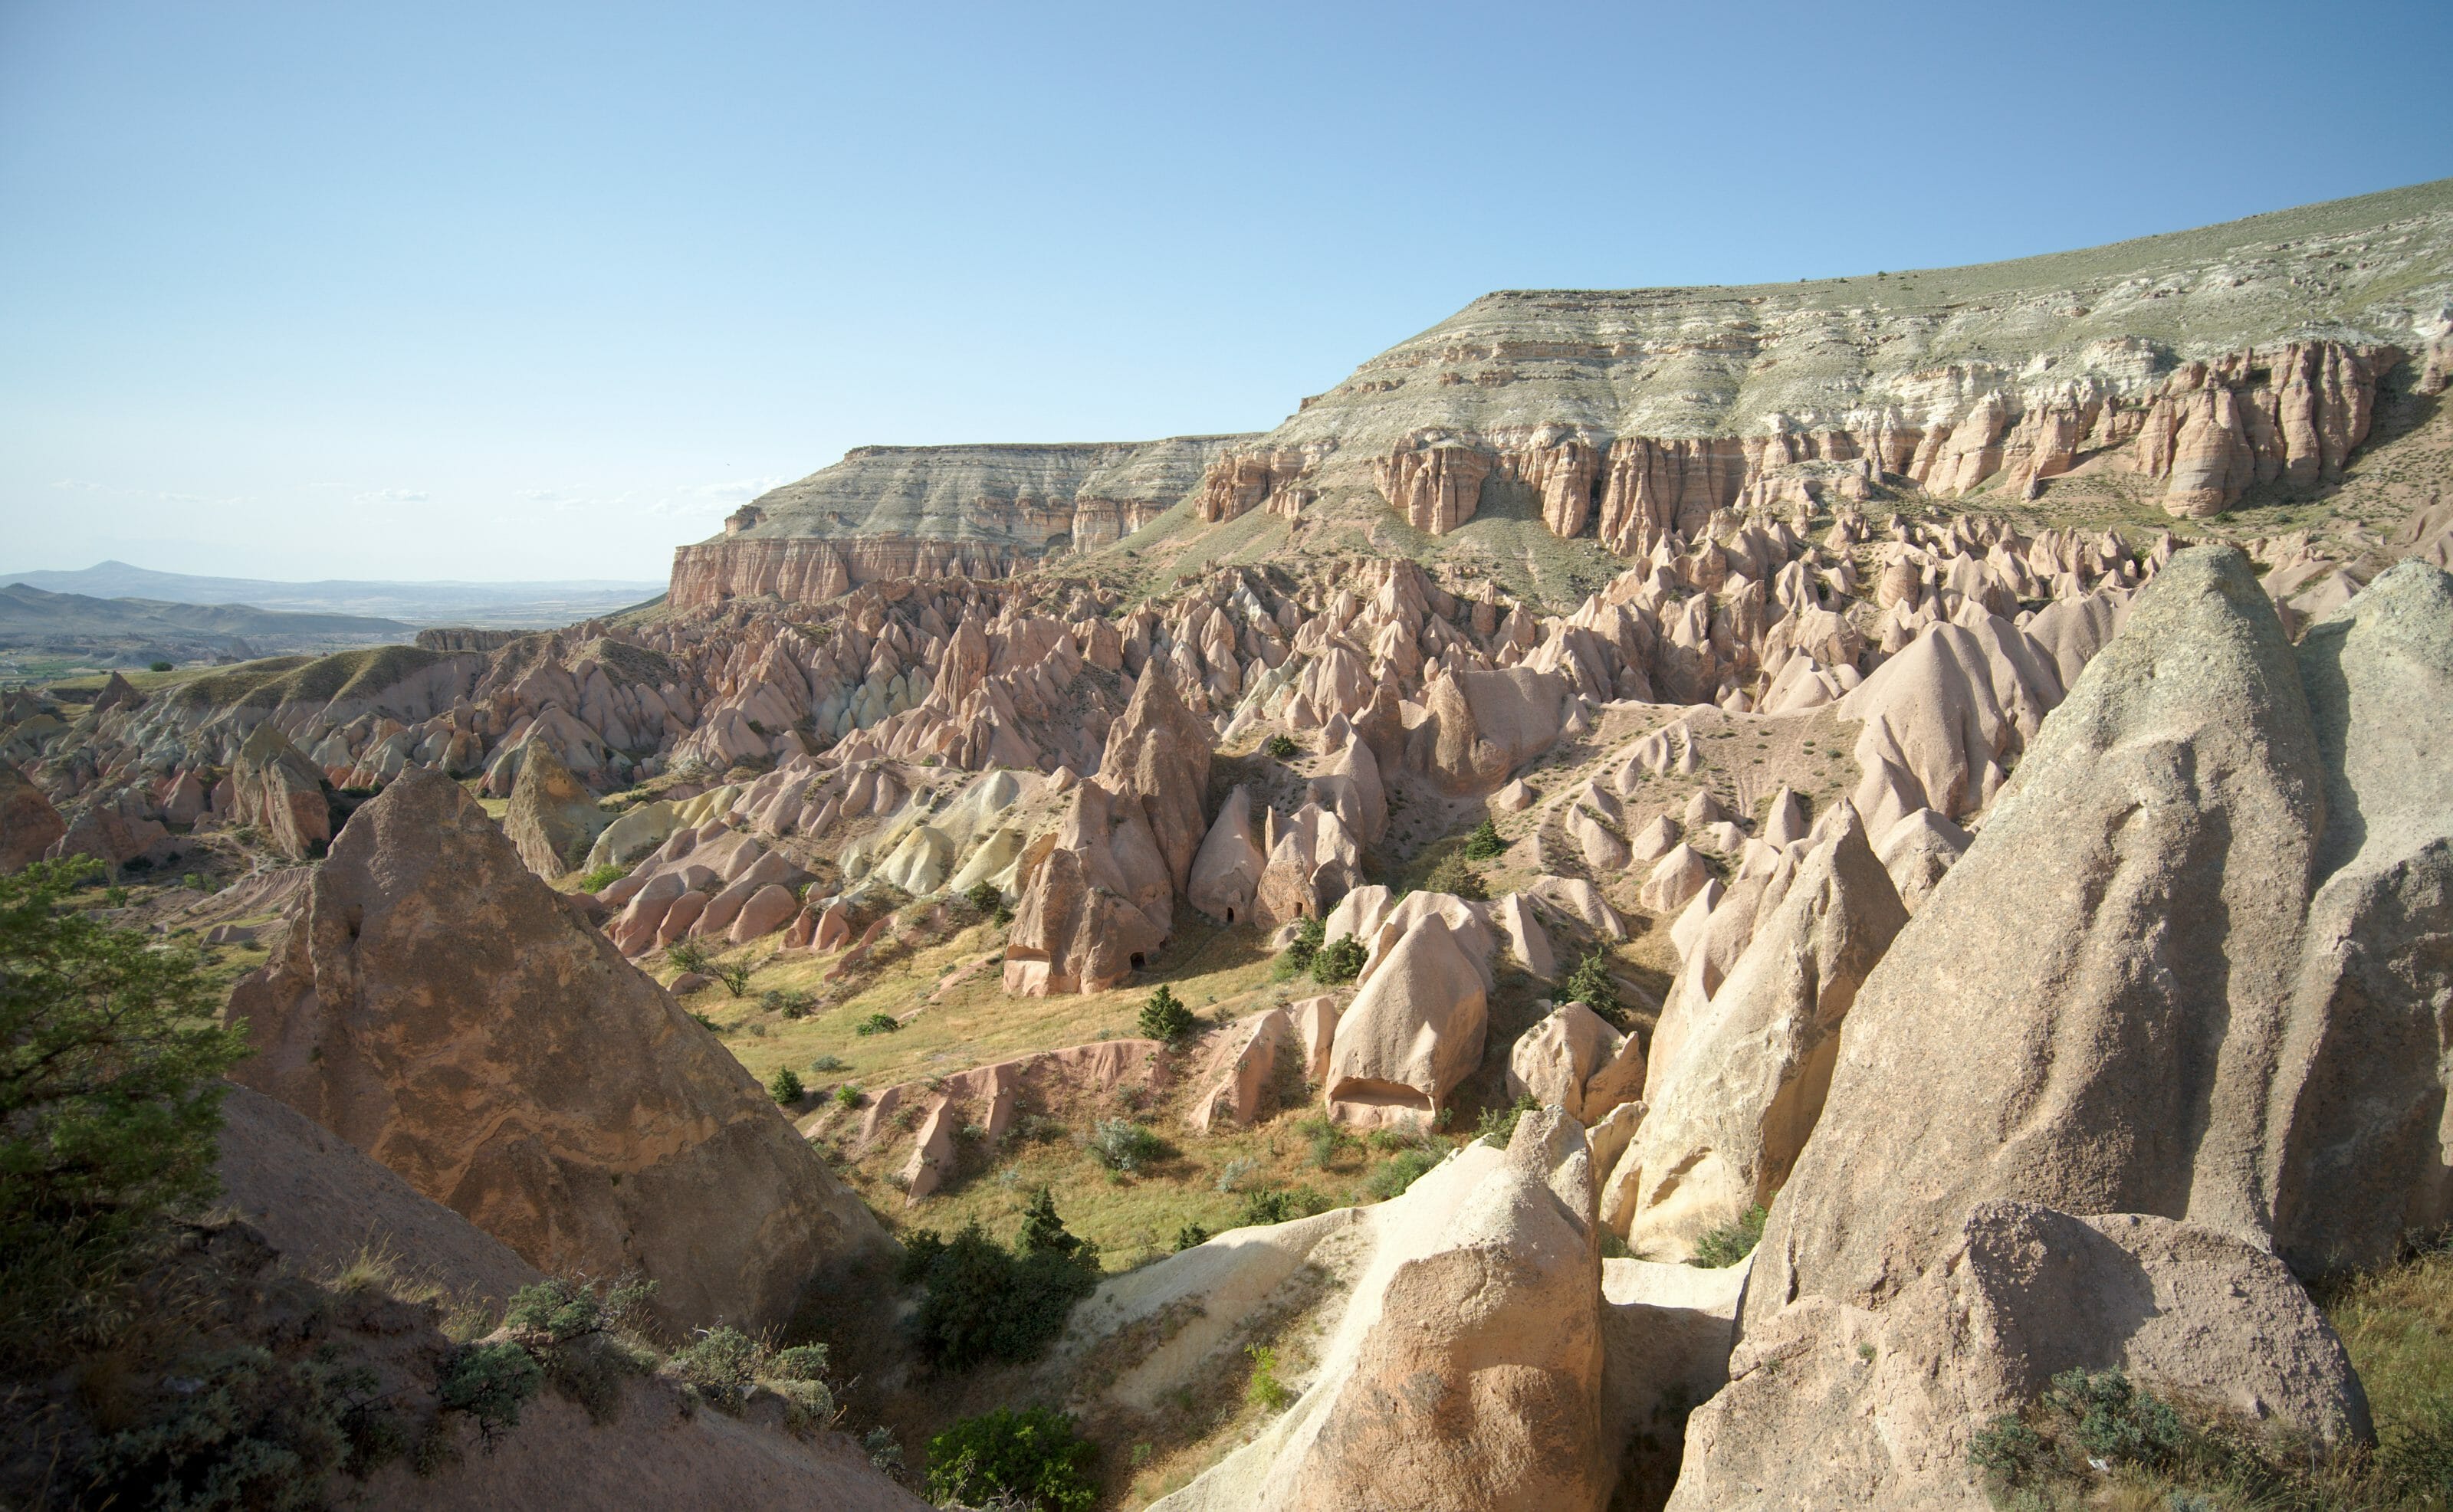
1193;179;2453;535
671;435;1252;609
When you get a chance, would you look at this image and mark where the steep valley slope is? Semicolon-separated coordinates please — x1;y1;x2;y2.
5;179;2453;1512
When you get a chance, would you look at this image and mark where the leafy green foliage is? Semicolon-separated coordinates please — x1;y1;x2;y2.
901;1197;1101;1372
961;881;1012;924
1296;1114;1353;1169
574;863;629;894
1246;1344;1292;1412
1263;733;1299;760
760;987;816;1018
1089;1119;1166;1173
438;1341;543;1441
1563;950;1621;1021
1174;1222;1210;1252
767;1067;804;1105
834;1083;864;1109
0;859;247;1363
1310;934;1366;985
1236;1186;1325;1227
669;1326;764;1414
1138;982;1195;1045
86;1346;399;1510
855;1012;901;1036
1690;1204;1767;1268
1361;1144;1444;1200
147;661;174;673
663;940;713;976
1475;1094;1540;1149
925;1406;1098;1512
809;1053;849;1073
500;1275;658;1425
1272;916;1327;980
714;961;751;997
1461;818;1507;860
1424;852;1488;902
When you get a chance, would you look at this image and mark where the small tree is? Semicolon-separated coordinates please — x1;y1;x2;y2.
924;1406;1098;1512
1138;983;1195;1045
1461;818;1506;860
1016;1188;1082;1259
1564;950;1620;1020
1263;733;1299;760
767;1067;804;1106
1311;935;1366;985
1423;852;1488;901
0;860;248;1363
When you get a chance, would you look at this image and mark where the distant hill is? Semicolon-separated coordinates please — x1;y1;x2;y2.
0;562;665;626
0;583;412;640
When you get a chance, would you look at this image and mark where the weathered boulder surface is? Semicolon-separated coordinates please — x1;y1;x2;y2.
0;761;66;872
1669;551;2453;1508
1325;914;1488;1127
1188;784;1266;925
1508;1001;1644;1126
1150;1110;1608;1512
224;769;888;1331
501;737;609;879
1003;779;1172;995
1618;803;1906;1258
1670;1203;2369;1511
232;723;335;861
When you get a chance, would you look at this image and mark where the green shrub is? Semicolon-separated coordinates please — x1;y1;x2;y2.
688;1010;720;1031
1272;915;1326;981
85;1346;396;1510
1174;1222;1210;1252
1245;1344;1292;1412
835;1083;864;1109
1423;852;1488;902
501;1275;657;1425
925;1406;1098;1512
1461;818;1507;861
1476;1094;1539;1148
664;940;713;976
899;1209;1101;1372
962;881;1003;917
1297;1114;1351;1169
1264;733;1299;760
1563;950;1620;1020
1690;1205;1767;1268
1138;983;1196;1044
0;859;247;1365
575;863;629;894
670;1326;764;1414
1237;1187;1324;1227
767;1343;829;1382
760;987;816;1018
1361;1145;1443;1200
438;1340;543;1441
715;961;751;998
855;1012;900;1036
1089;1119;1166;1173
768;1067;805;1105
147;660;173;673
809;1053;849;1073
1310;934;1366;985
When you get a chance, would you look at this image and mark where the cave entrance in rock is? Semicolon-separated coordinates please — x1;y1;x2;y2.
1130;953;1146;970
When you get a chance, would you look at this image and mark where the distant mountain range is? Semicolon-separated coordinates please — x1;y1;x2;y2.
0;561;666;626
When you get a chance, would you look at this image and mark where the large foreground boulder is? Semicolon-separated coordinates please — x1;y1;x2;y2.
225;769;889;1331
1150;1110;1608;1512
1669;552;2452;1507
1615;803;1906;1259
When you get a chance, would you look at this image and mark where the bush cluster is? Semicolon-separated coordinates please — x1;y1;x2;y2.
900;1192;1102;1372
1690;1205;1767;1268
1310;934;1367;985
1088;1118;1166;1173
1563;950;1621;1022
1460;818;1507;861
1423;852;1488;902
855;1011;901;1036
1137;983;1196;1045
1263;733;1299;760
767;1067;805;1106
0;859;247;1365
575;863;629;894
925;1405;1098;1512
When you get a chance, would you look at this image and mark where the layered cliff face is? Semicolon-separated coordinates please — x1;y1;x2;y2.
672;435;1249;610
1199;179;2453;536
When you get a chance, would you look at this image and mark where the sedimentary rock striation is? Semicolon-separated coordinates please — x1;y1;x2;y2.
225;769;890;1331
672;435;1246;609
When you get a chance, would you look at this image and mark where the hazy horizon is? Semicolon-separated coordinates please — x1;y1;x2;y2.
5;0;2449;584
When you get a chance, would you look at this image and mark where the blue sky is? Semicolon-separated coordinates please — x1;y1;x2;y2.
3;1;2448;582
